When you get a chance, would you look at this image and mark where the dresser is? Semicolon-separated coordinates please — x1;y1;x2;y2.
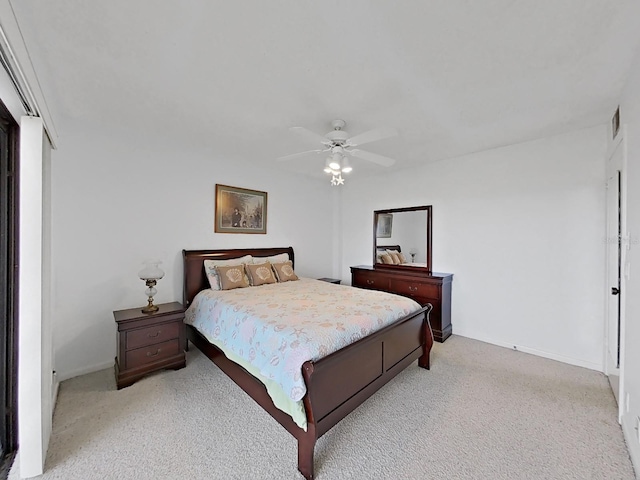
350;266;453;342
114;301;186;389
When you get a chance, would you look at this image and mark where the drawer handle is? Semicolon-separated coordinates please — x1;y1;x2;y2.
408;286;418;292
147;331;161;338
147;348;161;357
366;279;375;285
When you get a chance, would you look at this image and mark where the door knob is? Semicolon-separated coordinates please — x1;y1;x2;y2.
611;287;620;295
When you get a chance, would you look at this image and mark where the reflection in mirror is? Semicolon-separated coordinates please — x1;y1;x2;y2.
374;205;432;273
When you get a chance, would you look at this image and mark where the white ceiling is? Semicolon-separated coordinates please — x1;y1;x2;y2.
10;1;640;179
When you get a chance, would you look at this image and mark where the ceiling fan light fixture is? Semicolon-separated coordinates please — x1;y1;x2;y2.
282;120;398;186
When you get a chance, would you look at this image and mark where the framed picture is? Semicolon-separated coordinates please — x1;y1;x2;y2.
215;184;267;234
376;213;393;238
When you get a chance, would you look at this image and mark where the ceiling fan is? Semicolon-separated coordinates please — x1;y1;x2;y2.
277;120;398;184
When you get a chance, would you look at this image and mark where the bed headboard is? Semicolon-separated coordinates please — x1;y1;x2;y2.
376;245;402;252
182;246;295;308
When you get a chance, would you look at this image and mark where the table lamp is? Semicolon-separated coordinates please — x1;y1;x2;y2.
138;260;164;313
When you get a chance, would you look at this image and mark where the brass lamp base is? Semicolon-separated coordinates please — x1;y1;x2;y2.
141;303;159;314
142;293;159;314
141;279;159;313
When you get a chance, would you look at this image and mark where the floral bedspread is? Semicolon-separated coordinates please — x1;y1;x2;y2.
185;278;422;401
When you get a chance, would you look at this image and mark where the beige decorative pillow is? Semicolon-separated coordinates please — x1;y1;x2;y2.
388;252;401;264
397;252;407;263
204;255;252;290
245;262;276;286
271;261;299;282
215;264;249;290
380;254;394;264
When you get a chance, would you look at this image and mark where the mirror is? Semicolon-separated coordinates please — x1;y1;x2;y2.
373;205;432;273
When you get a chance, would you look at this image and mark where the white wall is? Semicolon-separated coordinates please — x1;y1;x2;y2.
618;42;640;471
51;120;336;380
342;126;607;370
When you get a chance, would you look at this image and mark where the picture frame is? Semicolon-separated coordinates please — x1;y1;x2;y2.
376;213;393;238
215;184;267;234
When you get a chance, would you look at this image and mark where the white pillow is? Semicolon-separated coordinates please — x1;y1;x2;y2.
204;255;253;290
253;253;289;264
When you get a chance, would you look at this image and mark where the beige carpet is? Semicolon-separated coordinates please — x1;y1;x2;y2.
9;336;636;479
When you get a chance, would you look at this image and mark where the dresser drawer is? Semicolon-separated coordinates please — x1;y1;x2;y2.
126;322;181;350
389;279;439;299
352;271;388;291
125;338;181;368
350;266;453;343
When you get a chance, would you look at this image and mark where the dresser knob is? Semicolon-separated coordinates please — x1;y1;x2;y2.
366;279;374;285
147;348;161;357
409;286;418;292
148;331;161;338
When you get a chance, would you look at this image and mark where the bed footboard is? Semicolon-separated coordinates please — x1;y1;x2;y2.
297;304;433;479
187;303;432;480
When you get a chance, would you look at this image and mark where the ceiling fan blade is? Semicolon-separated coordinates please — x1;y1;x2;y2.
277;149;324;161
346;127;398;147
290;127;332;146
348;149;396;167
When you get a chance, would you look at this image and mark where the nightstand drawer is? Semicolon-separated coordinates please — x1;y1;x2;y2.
389;279;439;299
125;338;181;368
127;322;181;350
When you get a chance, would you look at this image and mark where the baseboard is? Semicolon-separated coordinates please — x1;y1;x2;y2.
454;332;602;372
57;359;115;382
621;414;640;477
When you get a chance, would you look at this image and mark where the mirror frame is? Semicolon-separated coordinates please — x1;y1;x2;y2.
373;205;432;273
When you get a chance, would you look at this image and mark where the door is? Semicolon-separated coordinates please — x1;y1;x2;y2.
0;99;18;459
605;138;624;406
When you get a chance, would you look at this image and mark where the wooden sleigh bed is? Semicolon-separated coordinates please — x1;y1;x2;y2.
183;246;433;479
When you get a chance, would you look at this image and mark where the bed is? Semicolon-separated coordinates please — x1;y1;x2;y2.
376;244;427;267
182;246;433;479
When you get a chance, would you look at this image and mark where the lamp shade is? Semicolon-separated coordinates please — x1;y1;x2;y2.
138;260;164;280
323;158;333;173
328;152;342;170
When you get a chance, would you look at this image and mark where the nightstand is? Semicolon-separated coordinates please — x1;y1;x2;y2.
114;301;186;389
317;277;341;285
